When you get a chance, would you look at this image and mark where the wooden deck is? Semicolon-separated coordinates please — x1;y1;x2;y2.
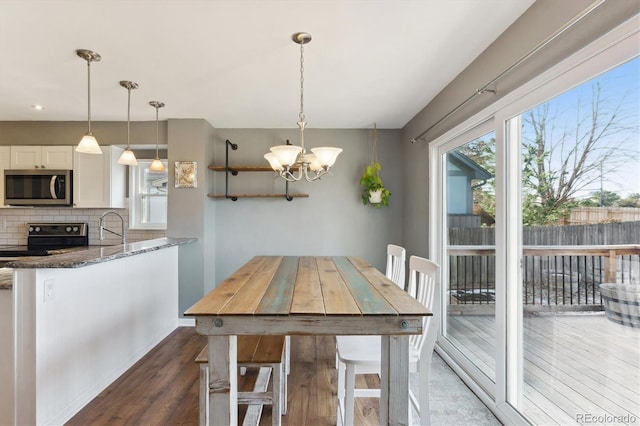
447;313;640;425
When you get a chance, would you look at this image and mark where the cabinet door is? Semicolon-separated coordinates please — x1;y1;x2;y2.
42;146;73;169
73;146;126;208
9;146;73;169
10;146;42;168
0;146;10;206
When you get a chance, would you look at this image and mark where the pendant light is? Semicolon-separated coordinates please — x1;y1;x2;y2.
75;49;103;154
149;101;165;172
117;81;139;165
264;32;342;182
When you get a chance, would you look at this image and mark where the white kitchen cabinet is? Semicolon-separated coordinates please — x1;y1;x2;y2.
10;146;73;169
73;146;126;208
0;147;10;206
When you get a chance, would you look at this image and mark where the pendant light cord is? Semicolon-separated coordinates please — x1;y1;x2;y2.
148;101;165;171
155;106;159;157
87;60;92;134
126;87;131;148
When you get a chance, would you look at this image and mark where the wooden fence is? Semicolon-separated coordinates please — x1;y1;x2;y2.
449;221;640;246
566;207;640;224
447;221;640;309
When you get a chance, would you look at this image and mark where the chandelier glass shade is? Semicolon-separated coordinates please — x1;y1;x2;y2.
117;80;139;166
264;32;342;182
149;101;166;172
75;49;103;155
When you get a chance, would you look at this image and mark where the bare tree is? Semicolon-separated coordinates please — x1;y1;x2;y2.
521;82;638;225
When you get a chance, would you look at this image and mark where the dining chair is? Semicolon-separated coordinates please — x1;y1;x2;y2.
335;255;439;426
386;244;406;289
335;244;406;370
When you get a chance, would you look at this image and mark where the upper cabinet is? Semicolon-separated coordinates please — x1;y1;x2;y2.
0;147;10;206
10;146;73;169
73;146;126;208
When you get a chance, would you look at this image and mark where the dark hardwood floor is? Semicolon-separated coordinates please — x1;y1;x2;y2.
67;327;381;425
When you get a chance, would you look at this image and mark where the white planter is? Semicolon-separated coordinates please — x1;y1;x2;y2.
368;189;382;204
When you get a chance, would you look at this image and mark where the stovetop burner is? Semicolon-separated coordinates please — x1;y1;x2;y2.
0;223;89;257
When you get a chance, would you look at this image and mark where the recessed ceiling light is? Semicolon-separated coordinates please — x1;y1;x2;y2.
31;105;45;110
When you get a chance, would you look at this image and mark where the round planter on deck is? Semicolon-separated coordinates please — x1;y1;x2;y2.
599;283;640;328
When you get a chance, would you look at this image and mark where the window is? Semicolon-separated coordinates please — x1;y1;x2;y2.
129;159;168;230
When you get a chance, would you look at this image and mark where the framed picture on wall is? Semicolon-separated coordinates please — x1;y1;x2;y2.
175;161;197;188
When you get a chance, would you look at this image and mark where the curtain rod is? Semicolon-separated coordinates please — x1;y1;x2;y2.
409;0;606;144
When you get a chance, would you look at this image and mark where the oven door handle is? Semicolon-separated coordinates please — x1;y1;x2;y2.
50;175;58;199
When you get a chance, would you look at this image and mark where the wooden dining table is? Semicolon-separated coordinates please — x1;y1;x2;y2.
185;255;431;425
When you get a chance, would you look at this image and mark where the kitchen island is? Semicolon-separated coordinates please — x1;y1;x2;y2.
1;237;195;426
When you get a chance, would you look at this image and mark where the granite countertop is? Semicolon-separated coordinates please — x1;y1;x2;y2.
0;268;12;289
5;237;196;269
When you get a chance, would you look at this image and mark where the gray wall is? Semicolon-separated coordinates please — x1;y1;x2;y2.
0;121;168;160
210;128;403;283
166;119;216;315
0;121;167;146
400;0;640;260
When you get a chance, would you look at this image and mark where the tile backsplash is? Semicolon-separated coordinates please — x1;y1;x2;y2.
0;206;166;245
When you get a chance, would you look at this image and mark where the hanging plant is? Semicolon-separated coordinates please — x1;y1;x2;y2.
360;123;390;207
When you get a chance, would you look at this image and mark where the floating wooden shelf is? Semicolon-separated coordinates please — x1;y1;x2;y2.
208;165;272;172
207;193;309;199
208;139;306;201
208;165;301;172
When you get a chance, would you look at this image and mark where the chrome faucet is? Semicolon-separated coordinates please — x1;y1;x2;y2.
99;211;126;245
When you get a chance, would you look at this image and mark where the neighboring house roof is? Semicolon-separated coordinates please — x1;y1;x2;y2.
448;151;493;180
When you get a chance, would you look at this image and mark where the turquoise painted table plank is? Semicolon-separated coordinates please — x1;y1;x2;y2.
332;256;397;315
256;256;298;315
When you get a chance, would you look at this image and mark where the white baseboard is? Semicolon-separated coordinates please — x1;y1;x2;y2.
178;317;195;326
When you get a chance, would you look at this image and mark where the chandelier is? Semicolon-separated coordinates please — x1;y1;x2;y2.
264;32;342;182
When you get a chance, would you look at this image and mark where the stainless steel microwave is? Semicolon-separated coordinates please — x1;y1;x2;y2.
4;169;73;206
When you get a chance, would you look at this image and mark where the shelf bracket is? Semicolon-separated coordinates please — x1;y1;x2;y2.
213;138;303;201
225;139;239;201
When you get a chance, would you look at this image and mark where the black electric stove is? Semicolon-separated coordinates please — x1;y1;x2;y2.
0;223;89;258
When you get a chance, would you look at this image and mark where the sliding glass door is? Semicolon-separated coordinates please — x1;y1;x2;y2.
430;20;639;425
508;56;640;425
435;121;498;396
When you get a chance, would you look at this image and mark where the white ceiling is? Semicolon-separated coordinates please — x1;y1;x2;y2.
0;0;534;129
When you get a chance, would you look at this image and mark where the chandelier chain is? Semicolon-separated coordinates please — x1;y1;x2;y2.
299;41;305;122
